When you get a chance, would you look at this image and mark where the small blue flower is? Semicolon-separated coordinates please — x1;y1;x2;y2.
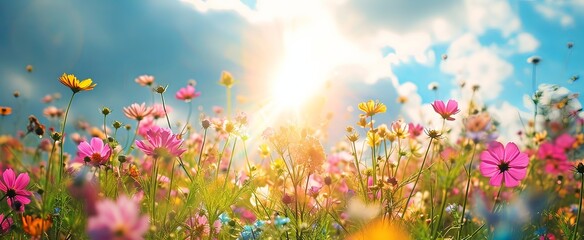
274;215;290;227
254;220;266;229
218;212;231;224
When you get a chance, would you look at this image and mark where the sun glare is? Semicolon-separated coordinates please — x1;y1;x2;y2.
270;26;329;110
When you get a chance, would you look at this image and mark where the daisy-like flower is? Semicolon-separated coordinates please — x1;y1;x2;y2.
21;215;52;238
87;196;149;240
219;71;235;88
0;214;13;234
136;127;186;158
0;106;12;116
358;100;387;117
134;75;154;87
59;73;96;93
431;100;461;121
175;85;201;102
123;103;153;121
479;142;529;187
77;137;112;167
0;169;31;211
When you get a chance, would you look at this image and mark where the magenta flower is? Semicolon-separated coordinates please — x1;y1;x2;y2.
538;142;571;174
0;214;13;234
77;137;112;167
175;85;201;102
479;142;529;187
431;100;460;121
87;196;149;240
123;103;153;121
0;169;31;211
555;133;575;150
136;127;186;158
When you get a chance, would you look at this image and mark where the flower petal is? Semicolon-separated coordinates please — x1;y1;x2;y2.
13;173;29;190
489;172;504;186
2;169;15;188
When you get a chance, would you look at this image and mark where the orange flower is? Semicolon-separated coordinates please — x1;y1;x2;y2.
22;215;52;238
358;100;386;117
0;106;12;116
347;218;410;240
59;73;96;93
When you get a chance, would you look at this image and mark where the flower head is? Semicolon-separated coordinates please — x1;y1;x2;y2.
0;214;13;234
87;196;149;240
431;100;460;121
77;137;112;167
479;142;529;187
123;103;153;121
0;168;31;211
59;73;96;93
0;106;12;116
175;85;201;102
219;71;235;88
136;127;186;158
358;100;386;117
22;215;52;238
134;75;154;87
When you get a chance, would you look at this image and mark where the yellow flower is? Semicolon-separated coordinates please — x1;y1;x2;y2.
358;100;386;117
258;143;271;158
219;71;235;88
367;130;381;147
534;130;547;144
59;73;96;93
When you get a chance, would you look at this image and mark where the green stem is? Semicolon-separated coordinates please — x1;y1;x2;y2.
125;120;141;155
179;101;193;137
215;136;230;180
196;128;208;175
402;138;433;218
223;138;238;188
571;176;584;240
58;92;76;186
351;141;367;201
432;189;448;239
458;143;477;239
159;92;172;129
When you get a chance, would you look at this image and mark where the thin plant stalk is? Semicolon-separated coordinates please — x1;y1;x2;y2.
196;128;208;174
223;138;238;188
58;92;76;185
571;176;584;240
457;142;477;239
159;92;172;129
402;139;433;218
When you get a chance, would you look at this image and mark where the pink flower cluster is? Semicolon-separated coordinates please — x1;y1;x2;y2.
538;133;575;174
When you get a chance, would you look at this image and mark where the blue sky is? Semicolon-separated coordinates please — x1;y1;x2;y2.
0;0;583;148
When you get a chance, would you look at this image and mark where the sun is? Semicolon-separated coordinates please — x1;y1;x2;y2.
270;27;329;109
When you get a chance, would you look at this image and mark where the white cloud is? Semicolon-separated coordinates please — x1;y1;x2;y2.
488;101;530;146
507;32;540;53
465;0;521;37
441;34;514;101
533;1;576;27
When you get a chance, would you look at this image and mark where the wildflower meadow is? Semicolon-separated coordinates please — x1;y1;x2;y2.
0;59;582;239
1;1;584;240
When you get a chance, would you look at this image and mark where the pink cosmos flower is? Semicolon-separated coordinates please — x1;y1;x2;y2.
0;214;13;234
123;103;153;121
184;213;221;239
555;133;575;150
0;169;31;211
479;142;529;187
134;75;154;87
175;85;201;102
135;127;186;158
538;142;571;174
87;196;149;240
408;123;424;138
137;117;161;137
150;103;171;120
77;137;112;167
431;100;461;121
